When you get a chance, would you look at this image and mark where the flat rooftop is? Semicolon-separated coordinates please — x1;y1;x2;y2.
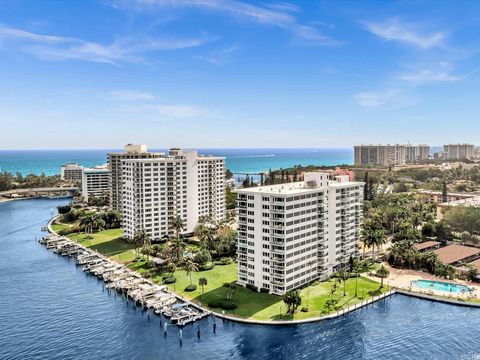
414;241;440;251
83;167;110;173
433;244;480;264
417;190;478;197
439;196;480;208
236;180;363;195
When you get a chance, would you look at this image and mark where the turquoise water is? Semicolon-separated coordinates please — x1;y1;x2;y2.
411;280;472;293
0;148;352;176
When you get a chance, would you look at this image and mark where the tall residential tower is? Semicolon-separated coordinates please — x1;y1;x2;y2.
107;144;163;212
236;173;363;295
121;149;225;241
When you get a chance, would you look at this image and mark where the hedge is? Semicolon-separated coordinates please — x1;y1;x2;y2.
214;257;233;266
198;262;215;271
185;284;197;292
163;276;176;284
207;299;237;310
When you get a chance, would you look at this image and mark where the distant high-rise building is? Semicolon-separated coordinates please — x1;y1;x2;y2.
354;144;407;166
81;167;110;203
121;149;225;241
235;173;363;295
107;144;163;212
405;144;431;163
60;163;84;183
443;144;475;160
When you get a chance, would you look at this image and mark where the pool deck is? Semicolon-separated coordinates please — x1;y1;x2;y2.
396;290;480;308
367;264;480;301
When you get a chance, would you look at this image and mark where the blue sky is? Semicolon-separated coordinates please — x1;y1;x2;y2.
1;0;479;149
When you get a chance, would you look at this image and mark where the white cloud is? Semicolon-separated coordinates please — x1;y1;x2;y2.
266;2;300;13
193;44;240;65
364;18;446;49
397;69;465;84
354;89;413;108
150;104;206;118
103;90;157;100
0;26;67;43
117;0;340;46
112;103;207;118
0;24;214;64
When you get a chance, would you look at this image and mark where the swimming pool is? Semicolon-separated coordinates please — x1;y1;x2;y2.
411;280;472;293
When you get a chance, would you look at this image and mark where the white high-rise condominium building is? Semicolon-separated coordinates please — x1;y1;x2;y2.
443;144;475;160
81;167;110;203
121;148;225;241
236;173;363;295
108;144;163;212
354;145;407;166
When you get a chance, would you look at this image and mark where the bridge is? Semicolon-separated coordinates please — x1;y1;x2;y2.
0;187;80;198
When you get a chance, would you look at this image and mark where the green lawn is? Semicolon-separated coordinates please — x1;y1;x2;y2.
53;217;388;321
65;228;135;263
163;263;388;321
51;223;70;232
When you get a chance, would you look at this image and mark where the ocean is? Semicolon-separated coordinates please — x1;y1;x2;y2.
0;148;352;176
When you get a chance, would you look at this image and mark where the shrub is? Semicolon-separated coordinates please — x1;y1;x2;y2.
57;205;71;214
301;307;309;313
194;249;212;265
259;287;270;293
62;209;80;223
208;299;237;310
185;284;197;292
163;276;176;284
198;262;215;271
214;257;233;265
245;283;258;292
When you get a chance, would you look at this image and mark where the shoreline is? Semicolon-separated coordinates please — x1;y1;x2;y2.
0;195;72;204
43;216;403;325
47;214;480;324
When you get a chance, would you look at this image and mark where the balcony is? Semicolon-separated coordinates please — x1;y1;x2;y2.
271;247;285;255
270;262;285;270
271;278;284;285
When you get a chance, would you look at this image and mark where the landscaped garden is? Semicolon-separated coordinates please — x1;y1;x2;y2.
162;262;389;320
52;203;389;321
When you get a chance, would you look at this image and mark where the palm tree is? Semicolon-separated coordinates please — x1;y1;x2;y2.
282;290;302;315
143;232;152;262
376;265;390;288
80;215;95;237
133;230;149;259
329;278;340;297
371;229;387;260
373;229;388;257
184;258;198;285
352;258;361;297
199;277;208;296
338;269;350;296
170;215;184;238
90;215;105;232
170;236;186;263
